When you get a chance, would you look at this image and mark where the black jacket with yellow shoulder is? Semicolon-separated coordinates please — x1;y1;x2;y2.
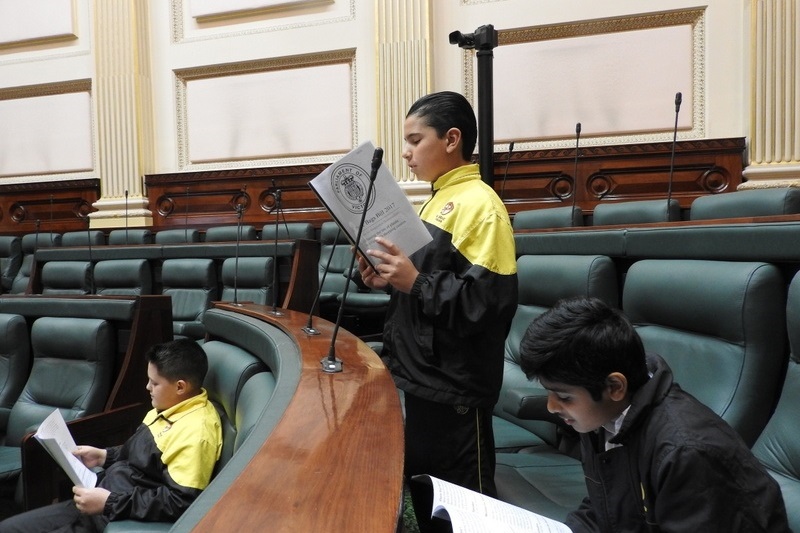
382;164;518;408
100;390;222;522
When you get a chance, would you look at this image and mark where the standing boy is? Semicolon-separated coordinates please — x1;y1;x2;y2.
0;338;222;533
358;92;518;511
519;297;789;532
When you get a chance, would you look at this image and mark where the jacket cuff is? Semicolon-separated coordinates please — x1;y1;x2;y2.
410;274;428;297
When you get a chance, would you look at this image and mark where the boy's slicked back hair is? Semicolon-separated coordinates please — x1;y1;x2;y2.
407;91;477;161
519;297;649;400
146;337;208;390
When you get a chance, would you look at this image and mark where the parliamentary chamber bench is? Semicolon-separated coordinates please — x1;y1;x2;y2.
19;301;405;533
494;193;800;531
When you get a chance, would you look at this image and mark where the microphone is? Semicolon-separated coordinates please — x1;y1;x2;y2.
231;188;246;307
34;219;41;252
184;186;190;243
499;141;515;201
49;195;54;246
667;92;682;218
322;146;383;373
571;123;581;226
124;189;129;245
267;181;284;317
85;215;95;294
302;226;342;336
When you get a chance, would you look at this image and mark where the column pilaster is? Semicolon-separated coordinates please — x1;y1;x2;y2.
743;0;800;188
91;0;154;227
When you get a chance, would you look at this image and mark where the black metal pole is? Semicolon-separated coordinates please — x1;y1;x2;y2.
476;47;495;186
449;24;498;187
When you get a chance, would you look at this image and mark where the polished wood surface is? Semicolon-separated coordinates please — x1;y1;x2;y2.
193;303;404;532
0;178;100;235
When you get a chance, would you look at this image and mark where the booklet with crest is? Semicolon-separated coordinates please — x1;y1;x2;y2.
34;409;97;488
309;141;432;268
412;475;570;533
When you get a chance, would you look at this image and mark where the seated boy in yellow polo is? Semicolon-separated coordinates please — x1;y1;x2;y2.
0;338;222;533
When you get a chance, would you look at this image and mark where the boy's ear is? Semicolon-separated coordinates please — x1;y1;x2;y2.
605;372;628;402
445;127;462;153
175;379;189;396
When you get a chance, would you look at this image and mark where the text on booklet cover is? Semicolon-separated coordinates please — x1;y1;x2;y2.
309;141;432;264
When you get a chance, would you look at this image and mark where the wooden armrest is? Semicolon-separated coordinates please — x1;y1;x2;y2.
20;403;149;511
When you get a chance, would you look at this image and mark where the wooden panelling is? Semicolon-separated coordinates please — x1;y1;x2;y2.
0;179;100;236
144;164;331;230
494;137;745;218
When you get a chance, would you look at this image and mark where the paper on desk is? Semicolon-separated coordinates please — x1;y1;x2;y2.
34;409;97;488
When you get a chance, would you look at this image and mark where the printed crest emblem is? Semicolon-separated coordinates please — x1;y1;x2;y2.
330;163;376;214
440;202;455;216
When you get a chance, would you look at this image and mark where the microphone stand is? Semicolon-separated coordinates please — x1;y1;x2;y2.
268;182;284;317
499;141;515;201
571;123;581;226
124;189;129;245
231;201;244;307
184;186;190;243
85;215;95;294
322;147;383;373
667;92;682;218
302;227;341;336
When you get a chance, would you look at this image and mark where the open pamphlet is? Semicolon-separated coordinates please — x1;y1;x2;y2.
34;409;97;488
309;141;432;269
412;475;569;533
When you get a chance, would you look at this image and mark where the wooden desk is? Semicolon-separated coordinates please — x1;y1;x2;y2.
180;303;404;532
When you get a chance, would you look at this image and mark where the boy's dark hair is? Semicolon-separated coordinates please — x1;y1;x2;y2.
146;338;208;390
407;91;477;161
519;297;649;401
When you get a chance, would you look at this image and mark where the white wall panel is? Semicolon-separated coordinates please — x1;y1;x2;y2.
185;62;352;163
0;0;76;47
0;91;93;177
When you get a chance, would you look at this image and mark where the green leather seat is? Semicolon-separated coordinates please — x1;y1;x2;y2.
10;233;62;295
0;317;114;498
0;237;22;293
219;257;273;306
161;258;217;340
154;229;200;244
204;225;257;243
317;222;390;325
495;258;787;521
61;230;106;247
261;222;315;240
512;206;583;230
108;229;154;245
690;187;800;220
751;270;800;531
593;198;680;225
94;259;153;296
495;254;618;453
0;314;29;435
40;261;93;295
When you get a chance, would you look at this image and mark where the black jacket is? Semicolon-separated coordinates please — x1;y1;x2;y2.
382;164;518;407
566;354;790;533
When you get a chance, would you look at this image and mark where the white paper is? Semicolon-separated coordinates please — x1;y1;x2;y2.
417;475;570;533
34;409;97;488
309;141;432;266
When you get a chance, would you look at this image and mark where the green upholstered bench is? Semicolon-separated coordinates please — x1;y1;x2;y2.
690;187;800;220
105;307;300;532
495;254;618;453
495;258;788;521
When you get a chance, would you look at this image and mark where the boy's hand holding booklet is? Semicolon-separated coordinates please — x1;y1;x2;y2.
412;474;569;533
34;409;97;488
309;141;432;268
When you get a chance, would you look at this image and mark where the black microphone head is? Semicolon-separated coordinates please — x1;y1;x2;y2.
371;147;384;177
124;189;128;198
675;92;682;112
576;122;582;135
